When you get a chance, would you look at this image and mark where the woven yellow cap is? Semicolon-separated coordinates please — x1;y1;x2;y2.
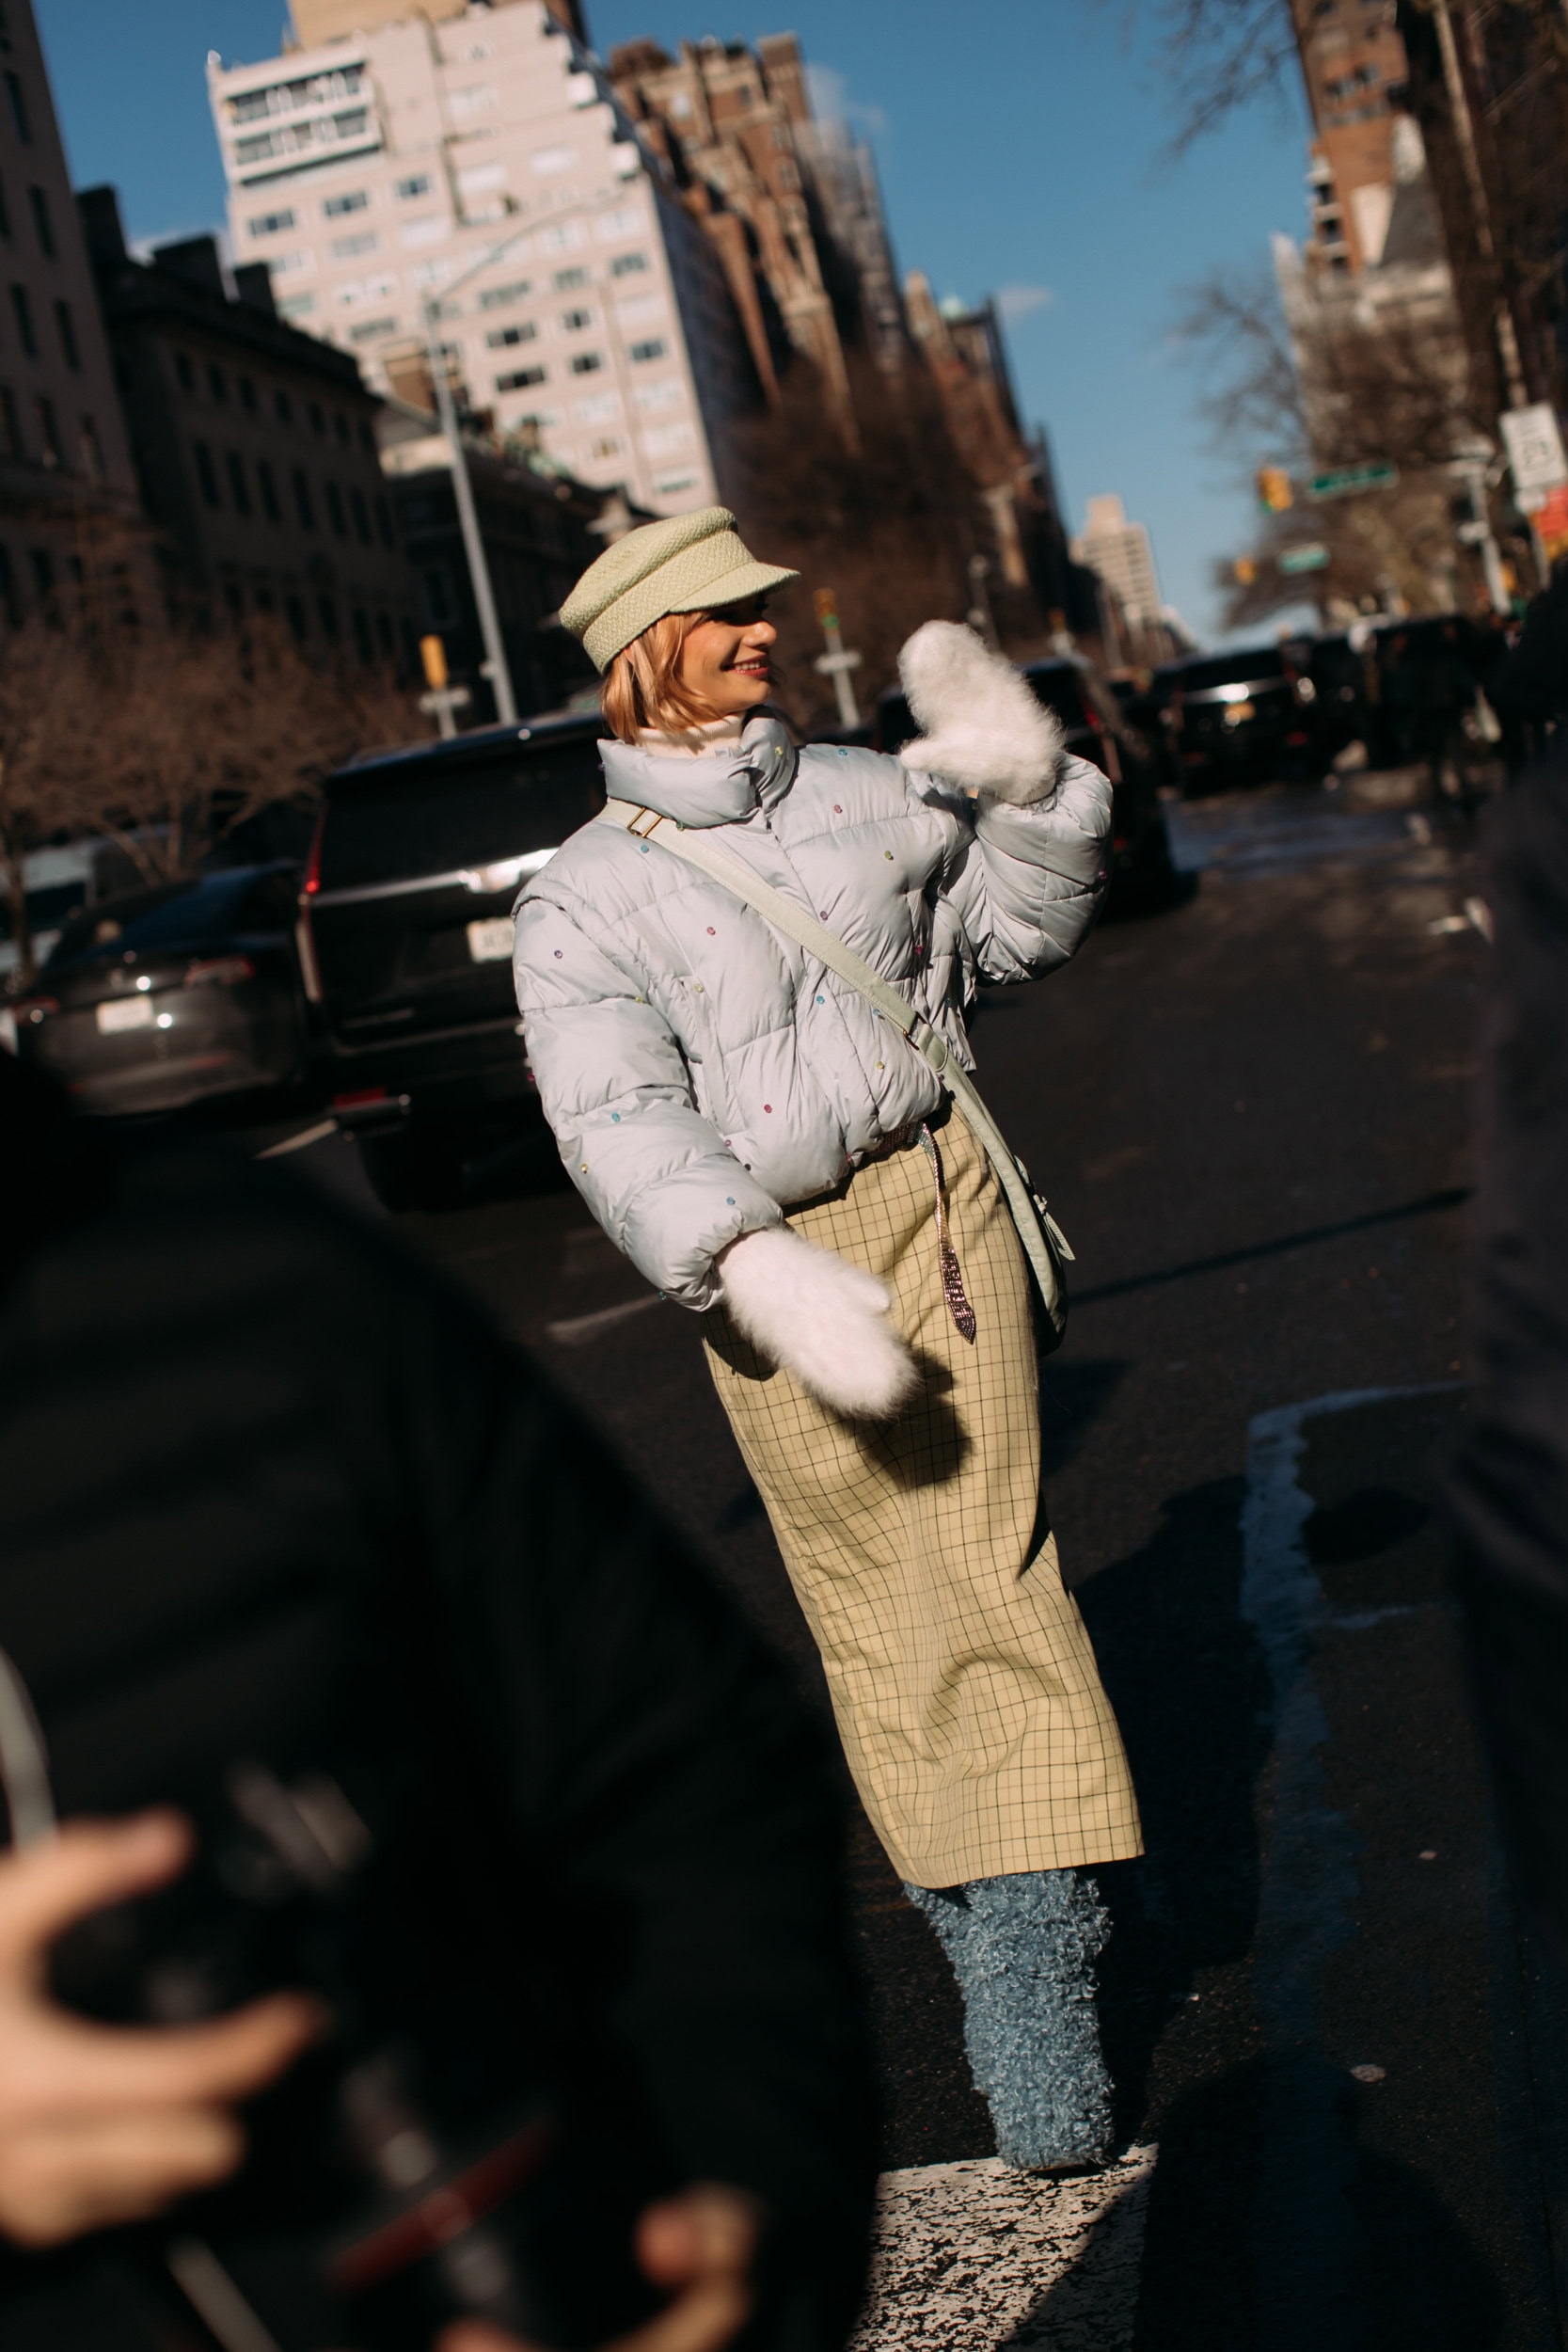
561;506;799;672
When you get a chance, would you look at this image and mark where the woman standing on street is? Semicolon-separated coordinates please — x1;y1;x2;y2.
514;507;1142;2169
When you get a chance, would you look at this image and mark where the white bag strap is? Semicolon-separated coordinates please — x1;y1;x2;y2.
599;797;1071;1331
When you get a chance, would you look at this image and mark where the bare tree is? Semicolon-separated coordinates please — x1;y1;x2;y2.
0;624;107;992
1101;0;1301;149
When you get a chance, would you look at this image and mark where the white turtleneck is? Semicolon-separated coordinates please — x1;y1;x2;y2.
635;712;747;758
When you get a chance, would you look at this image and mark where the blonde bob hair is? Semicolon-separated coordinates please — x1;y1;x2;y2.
601;610;717;746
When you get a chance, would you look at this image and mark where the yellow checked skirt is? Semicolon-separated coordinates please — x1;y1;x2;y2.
705;1107;1143;1891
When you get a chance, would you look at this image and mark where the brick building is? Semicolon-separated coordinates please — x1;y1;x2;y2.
0;0;138;621
80;186;417;663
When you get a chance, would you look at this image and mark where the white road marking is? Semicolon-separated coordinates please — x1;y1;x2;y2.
255;1118;339;1159
850;2146;1156;2349
545;1295;661;1345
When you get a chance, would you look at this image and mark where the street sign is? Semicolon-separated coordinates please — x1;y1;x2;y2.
1498;403;1567;503
1278;542;1329;573
1307;461;1399;501
419;682;472;740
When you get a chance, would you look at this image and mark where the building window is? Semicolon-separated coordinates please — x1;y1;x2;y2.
330;230;377;259
628;338;666;363
174;350;196;390
590;435;622;458
226;450;251;513
78;412;103;478
554;265;589;291
560;307;593;332
610;250;647;278
308;401;325;434
0;382;19;457
4;73;29;144
25;183;50;255
223;580;245;621
486;322;536;349
0;544;18;626
352;604;372;663
421;564;453;623
374;493;394;548
194;439;220;505
33;391;58;467
208;362;228;402
317;593;339;640
53;298;76;370
8;283;33;356
568;351;603;375
257;456;280;520
347;316;398;343
497;364;546;390
324;480;346;537
394;173;431;199
275;388;293;424
239;373;257;412
322;190;369;217
356;419;373;454
479;278;531;310
285;593;307;644
375;610;393;658
292;466;315;529
333;410;350;444
248;208;294;236
349;485;370;543
29;549;53;609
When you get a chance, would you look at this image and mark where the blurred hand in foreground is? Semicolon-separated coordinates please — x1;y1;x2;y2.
0;1811;322;2246
438;2184;758;2352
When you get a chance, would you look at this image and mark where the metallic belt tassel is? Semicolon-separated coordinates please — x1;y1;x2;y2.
919;1123;976;1343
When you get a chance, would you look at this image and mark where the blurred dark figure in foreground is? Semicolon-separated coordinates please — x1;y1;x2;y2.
1493;559;1568;761
1451;741;1568;1944
1407;619;1481;811
0;1056;875;2352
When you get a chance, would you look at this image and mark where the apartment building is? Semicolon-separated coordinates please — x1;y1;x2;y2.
208;0;752;514
80;187;415;661
0;0;138;619
609;32;906;427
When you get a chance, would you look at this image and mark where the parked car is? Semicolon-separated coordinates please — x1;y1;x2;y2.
875;652;1176;908
1163;643;1319;792
11;863;307;1115
0;834;157;991
300;714;607;1207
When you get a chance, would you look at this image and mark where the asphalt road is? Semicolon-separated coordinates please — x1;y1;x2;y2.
254;767;1567;2348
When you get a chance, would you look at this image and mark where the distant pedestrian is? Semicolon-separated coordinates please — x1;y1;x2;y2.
1493;559;1568;758
515;508;1142;2171
1408;620;1479;811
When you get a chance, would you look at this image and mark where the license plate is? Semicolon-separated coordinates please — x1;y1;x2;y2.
467;917;515;963
96;994;155;1034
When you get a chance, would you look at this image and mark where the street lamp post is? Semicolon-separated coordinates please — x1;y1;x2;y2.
421;293;518;726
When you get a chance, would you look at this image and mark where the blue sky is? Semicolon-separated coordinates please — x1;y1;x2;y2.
37;0;1312;641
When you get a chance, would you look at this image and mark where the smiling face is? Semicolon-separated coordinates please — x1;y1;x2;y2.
676;596;777;722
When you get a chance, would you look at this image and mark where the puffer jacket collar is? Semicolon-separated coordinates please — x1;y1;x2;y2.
598;711;798;828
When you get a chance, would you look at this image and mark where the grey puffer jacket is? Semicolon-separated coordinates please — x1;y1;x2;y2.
513;714;1110;1311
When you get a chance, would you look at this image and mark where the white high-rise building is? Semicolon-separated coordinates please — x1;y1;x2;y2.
207;1;752;513
1072;493;1163;628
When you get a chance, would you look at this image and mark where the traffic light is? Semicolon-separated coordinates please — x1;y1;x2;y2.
420;633;449;691
1234;556;1258;584
1256;467;1294;514
813;588;839;628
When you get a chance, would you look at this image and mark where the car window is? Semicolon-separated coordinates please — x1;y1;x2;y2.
44;873;256;968
1023;666;1090;731
1180;648;1287;691
319;738;606;891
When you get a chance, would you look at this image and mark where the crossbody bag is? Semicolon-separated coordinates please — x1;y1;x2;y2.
600;797;1074;1350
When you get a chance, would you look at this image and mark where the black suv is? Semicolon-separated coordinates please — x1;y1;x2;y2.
300;714;606;1205
1162;644;1319;791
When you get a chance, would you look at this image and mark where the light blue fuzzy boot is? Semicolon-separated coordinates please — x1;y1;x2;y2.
905;1868;1113;2169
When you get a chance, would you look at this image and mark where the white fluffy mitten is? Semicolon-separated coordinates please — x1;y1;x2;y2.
896;620;1063;804
718;1226;918;1421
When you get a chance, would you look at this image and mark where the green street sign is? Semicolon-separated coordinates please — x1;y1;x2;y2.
1278;542;1330;573
1307;460;1399;501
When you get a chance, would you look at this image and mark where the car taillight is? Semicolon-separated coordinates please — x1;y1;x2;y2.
302;807;325;898
183;956;256;987
14;995;59;1024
